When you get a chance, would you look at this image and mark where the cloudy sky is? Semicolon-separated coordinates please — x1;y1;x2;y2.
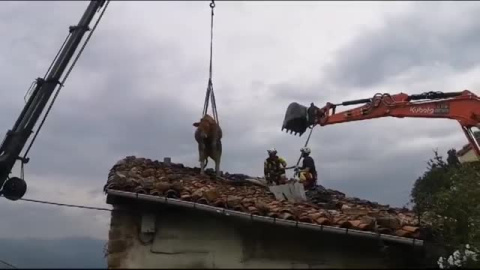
0;1;479;242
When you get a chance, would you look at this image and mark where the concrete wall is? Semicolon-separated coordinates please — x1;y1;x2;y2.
106;198;424;269
458;149;479;163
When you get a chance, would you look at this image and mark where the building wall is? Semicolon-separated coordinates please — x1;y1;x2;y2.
106;199;424;269
458;149;479;163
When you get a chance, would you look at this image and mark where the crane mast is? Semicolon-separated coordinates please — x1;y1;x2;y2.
0;0;107;201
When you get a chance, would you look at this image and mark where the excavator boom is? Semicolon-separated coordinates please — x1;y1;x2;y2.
282;90;480;156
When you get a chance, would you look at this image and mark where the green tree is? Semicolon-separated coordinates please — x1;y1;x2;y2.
410;149;453;217
410;148;480;268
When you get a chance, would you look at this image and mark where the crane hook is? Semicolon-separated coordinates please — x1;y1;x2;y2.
210;0;215;9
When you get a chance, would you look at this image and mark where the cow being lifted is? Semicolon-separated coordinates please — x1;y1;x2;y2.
193;114;222;177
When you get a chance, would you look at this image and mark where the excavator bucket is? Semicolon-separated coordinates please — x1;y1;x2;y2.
281;102;309;136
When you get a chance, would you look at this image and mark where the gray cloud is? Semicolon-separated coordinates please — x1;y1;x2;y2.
323;1;480;89
0;1;479;242
253;0;480;205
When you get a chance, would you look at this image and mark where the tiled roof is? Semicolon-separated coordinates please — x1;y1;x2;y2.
104;156;425;242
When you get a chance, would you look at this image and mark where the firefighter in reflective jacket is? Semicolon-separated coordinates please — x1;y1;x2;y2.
296;147;317;190
264;148;287;185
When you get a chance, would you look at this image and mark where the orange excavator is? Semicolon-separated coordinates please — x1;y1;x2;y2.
281;90;480;157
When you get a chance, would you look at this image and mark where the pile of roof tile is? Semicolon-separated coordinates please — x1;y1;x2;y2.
104;156;424;240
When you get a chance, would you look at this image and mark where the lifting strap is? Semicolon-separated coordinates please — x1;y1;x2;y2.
293;126;314;176
202;0;219;125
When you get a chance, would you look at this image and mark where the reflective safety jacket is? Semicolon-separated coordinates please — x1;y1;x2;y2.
264;156;287;177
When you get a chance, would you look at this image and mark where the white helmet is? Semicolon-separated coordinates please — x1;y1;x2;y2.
267;148;277;155
300;147;311;155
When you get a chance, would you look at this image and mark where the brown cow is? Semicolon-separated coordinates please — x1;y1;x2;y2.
193;114;222;177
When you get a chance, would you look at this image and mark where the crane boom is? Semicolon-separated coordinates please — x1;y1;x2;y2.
281;90;480;157
0;0;107;200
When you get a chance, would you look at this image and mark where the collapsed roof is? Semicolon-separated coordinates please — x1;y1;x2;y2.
104;156;425;245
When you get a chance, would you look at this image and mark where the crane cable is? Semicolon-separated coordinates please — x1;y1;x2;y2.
21;1;110;172
201;0;219;125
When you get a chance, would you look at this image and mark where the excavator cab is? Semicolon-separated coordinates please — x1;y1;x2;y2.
281;102;319;136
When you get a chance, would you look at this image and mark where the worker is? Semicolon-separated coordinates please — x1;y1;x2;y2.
264;148;288;185
296;147;317;190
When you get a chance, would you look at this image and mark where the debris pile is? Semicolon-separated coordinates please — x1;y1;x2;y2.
104;156;424;240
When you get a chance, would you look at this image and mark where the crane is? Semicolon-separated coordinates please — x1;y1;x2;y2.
0;0;109;201
0;0;218;202
281;90;480;157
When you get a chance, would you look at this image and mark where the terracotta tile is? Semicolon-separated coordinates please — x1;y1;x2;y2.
338;221;352;229
342;208;370;216
203;189;220;202
375;216;401;230
255;201;270;214
233;205;247;212
142;168;155;177
299;216;314;223
150;189;161;196
242;202;255;209
180;190;191;196
308;213;323;220
281;212;296;221
106;156;425;240
247;206;261;216
191;190;203;201
154;182;171;193
360;216;375;226
267;212;280;218
213;199;226;208
333;216;350;228
280;208;295;216
242;198;255;205
395;229;412;238
314;217;331;225
348;220;362;229
226;196;242;208
171;182;184;192
197;197;209;205
180;194;192;201
402;226;419;233
358;223;374;231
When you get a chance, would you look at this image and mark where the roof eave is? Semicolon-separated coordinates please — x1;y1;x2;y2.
105;189;424;248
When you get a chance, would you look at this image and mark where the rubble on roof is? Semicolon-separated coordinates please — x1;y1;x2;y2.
104;156;425;240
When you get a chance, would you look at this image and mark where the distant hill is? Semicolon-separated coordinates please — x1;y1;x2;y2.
0;237;107;268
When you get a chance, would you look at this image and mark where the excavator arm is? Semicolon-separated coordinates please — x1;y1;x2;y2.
282;90;480;157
